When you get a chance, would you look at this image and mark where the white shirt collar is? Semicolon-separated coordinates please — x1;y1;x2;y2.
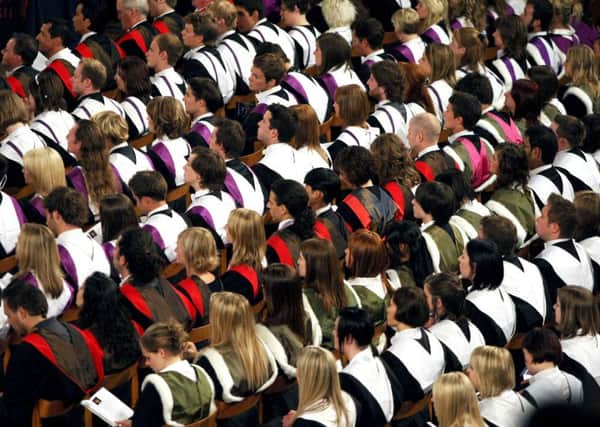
191;112;213;126
315;204;332;216
218;30;236;42
420;219;435;231
278;218;294;230
191;188;211;201
530;164;552;176
155;9;175;19
256;85;283;103
416;144;440;159
6;65;23;76
145;204;170;219
528;31;548;40
79;31;96;43
544;238;571;248
160;359;197;382
47;47;74;63
448;130;471;144
362;49;385;63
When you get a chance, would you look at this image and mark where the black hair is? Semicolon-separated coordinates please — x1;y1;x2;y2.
128;171;168;201
100;194;139;243
523;327;562;365
495;143;530;190
304;168;341;204
213;118;246;158
2;279;48;317
271;179;315;240
233;0;264;17
382;220;434;287
528;0;553;31
337;307;374;348
465;239;503;291
527;65;559;104
582;114;600;155
525;125;558;164
267;104;297;143
333;146;373;187
435;168;476;205
454;73;493;105
281;0;311;14
352;18;384;49
414;181;456;225
391;287;429;327
10;33;38;66
0;154;8;184
118;227;164;283
78;272;141;366
187;77;224;113
79;0;110;33
46;18;75;48
255;42;288;62
448;91;481;130
425;272;468;323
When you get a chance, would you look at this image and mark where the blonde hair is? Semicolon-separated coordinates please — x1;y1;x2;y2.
552;0;574;26
433;372;485;427
93;110;129;144
227;208;266;271
23;148;66;196
566;45;600;99
177;227;220;274
16;223;65;299
295;346;350;426
425;43;456;86
207;0;237;29
209;292;271;390
469;346;515;399
420;0;449;31
147;96;190;139
392;8;421;35
454;27;484;71
141;320;188;355
321;0;356;28
0;90;29;135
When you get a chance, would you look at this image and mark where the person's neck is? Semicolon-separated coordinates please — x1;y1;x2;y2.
6;122;25;134
529;159;544;170
155;6;173;17
264;138;279;147
360;179;374;189
191;108;209;121
145;201;167;214
160;355;183;371
190;182;205;192
531;361;556;375
153;63;171;73
401;33;419;43
310;201;327;212
78;88;99;98
362;46;377;56
451;125;465;135
25;316;46;334
287;14;309;26
57;223;80;236
421;213;434;224
46;45;64;58
188;268;215;283
558;141;572;152
344;344;366;362
481;103;491;111
394;322;412;332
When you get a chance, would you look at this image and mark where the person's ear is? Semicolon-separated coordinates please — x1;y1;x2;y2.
531;146;542;161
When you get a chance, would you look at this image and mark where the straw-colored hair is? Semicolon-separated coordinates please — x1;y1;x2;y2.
207;0;237;29
23;148;66;196
566;45;600;99
141;320;188;355
425;43;456;86
16;223;65;299
0;90;29;135
147;96;190;139
294;346;350;426
453;27;484;71
177;227;220;274
433;372;485;427
93;110;129;144
209;292;271;390
469;346;515;398
420;0;449;31
392;8;421;35
227;208;266;271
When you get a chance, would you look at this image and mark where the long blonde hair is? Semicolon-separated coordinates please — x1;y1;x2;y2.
295;346;350;426
469;346;515;399
227;208;266;271
23;148;66;196
420;0;449;32
566;45;600;99
209;292;271;391
433;372;485;427
16;223;65;299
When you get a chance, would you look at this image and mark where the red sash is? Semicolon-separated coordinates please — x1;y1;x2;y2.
415;160;435;182
23;325;104;394
267;234;295;267
314;220;332;241
229;264;260;298
6;76;25;98
117;29;148;54
383;181;406;221
177;278;206;318
47;60;76;98
74;43;94;59
343;194;372;230
153;20;170;34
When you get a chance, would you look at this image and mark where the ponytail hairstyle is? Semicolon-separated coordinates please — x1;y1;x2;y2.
382;221;434;287
271;179;315;240
141;319;188;355
424;272;468;326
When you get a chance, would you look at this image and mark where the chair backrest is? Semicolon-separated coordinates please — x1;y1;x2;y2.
162;410;218;427
505;332;526;350
162;262;185;282
239;150;264;167
102;88;120;100
166;183;191;209
32;399;75;427
383;32;399;46
225;94;257;111
319;115;334;141
0;255;17;275
189;324;212;344
59;307;81;323
393;391;432;421
219;248;228;276
216;394;262;423
7;184;34;200
131;132;155;149
252;299;267;321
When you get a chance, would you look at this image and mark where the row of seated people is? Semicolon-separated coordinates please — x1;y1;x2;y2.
1;250;599;426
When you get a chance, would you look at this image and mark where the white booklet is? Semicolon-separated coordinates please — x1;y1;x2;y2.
81;387;134;426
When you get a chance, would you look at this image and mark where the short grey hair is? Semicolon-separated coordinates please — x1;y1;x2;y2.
123;0;149;15
411;112;441;143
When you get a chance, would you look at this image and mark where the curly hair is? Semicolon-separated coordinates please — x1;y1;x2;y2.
494;143;529;190
370;134;420;188
449;0;487;32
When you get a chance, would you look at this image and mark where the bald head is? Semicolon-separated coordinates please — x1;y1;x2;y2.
408;112;441;153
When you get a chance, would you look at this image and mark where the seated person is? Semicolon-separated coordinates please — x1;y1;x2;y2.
45;186;111;290
147;33;186;102
521;327;584;408
119;321;216;427
413;181;465;274
115;227;195;333
336;307;395;426
461;239;517;347
352;18;396;85
71;58;125;120
480;215;547;331
209;118;265;215
128;171;190;263
0;281;103;426
114;0;156;60
147;96;191;189
0;155;27;258
387;8;425;64
304;168;348;259
184;77;224;148
334;146;397;235
76;272;141;374
381;287;449;402
115;56;152;140
184;147;236;247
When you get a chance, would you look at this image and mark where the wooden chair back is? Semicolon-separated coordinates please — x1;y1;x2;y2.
7;184;34;200
163;411;217;427
216;394;262;423
189;324;212;344
484;46;499;61
166;183;191;209
383;32;399;46
252;299;267;322
59;307;81;323
32;399;75;427
0;255;16;275
131;133;155;150
239;149;264;167
392;392;432;421
219;248;228;276
319;115;335;141
225;94;257;111
102;88;120;100
162;262;186;282
505;333;526;350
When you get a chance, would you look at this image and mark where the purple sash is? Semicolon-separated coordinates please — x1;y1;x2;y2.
67;167;89;203
530;37;552;66
187;205;215;230
501;57;517;83
282;75;309;104
319;73;338;99
151;142;176;180
191;121;212;145
251;103;269;116
422;27;442;44
10;195;27;225
58;244;78;289
393;44;416;63
30;195;46;218
224;171;244;207
102;241;115;263
142;224;166;250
